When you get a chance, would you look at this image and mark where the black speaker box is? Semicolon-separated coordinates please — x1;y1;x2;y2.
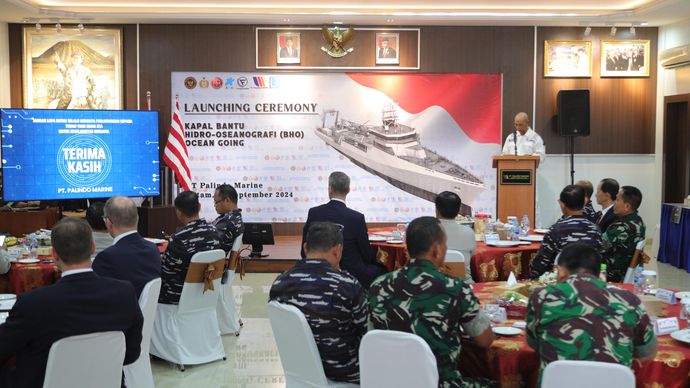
557;89;590;136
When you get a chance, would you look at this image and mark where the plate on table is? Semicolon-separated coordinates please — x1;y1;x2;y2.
0;312;8;325
386;239;404;245
17;258;40;264
520;235;544;242
369;235;388;242
486;241;530;247
492;326;522;336
675;291;690;300
533;228;550;234
670;329;690;344
0;294;16;301
0;299;15;311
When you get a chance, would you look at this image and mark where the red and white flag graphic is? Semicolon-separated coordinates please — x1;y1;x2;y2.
163;99;192;191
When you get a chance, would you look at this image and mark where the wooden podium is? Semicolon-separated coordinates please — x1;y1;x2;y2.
492;156;540;223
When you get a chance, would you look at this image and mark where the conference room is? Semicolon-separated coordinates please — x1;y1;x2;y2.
1;0;690;387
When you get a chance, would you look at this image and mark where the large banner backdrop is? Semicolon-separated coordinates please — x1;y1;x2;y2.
171;72;502;222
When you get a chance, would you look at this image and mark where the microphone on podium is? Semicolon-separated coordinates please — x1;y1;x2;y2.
513;131;518;156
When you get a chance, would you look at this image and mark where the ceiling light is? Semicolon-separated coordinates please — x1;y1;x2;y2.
56;23;62;33
386;18;394;23
640;22;648;26
78;23;84;33
35;23;41;32
630;26;635;36
610;26;616;36
332;21;343;25
584;26;591;36
282;18;290;22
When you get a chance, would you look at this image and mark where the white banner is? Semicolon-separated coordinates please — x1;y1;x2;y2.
171;72;502;222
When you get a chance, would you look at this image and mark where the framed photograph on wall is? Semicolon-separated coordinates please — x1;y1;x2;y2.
23;26;122;109
544;40;592;77
601;40;650;77
276;32;301;64
376;32;399;65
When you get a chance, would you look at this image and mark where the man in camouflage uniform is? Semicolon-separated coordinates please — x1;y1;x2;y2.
575;179;597;222
527;243;657;385
602;185;646;282
211;184;244;253
159;191;222;305
530;185;604;278
270;222;367;383
368;216;496;388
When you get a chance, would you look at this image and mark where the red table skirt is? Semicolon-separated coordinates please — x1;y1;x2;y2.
462;282;690;388
7;261;60;295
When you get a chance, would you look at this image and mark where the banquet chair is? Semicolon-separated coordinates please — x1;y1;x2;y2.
124;278;161;388
444;249;466;280
267;301;359;388
43;331;125;388
359;329;438;388
150;249;226;371
541;360;635;388
217;234;243;336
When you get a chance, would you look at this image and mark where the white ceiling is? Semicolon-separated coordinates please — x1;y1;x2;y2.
1;0;690;26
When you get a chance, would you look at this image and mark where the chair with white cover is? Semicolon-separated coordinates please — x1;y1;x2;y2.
43;331;125;388
541;360;635;388
150;249;226;371
218;234;243;335
359;329;438;388
444;249;466;280
267;300;359;388
124;278;162;388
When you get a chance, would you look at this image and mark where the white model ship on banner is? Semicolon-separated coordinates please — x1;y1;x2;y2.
315;106;485;205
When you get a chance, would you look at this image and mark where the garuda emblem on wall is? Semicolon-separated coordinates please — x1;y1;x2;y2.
321;26;355;58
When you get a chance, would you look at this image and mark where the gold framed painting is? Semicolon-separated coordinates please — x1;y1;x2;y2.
544;40;592;77
23;26;123;109
600;40;650;77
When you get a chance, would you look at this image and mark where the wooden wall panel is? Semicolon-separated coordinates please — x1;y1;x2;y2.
9;23;22;108
536;27;657;154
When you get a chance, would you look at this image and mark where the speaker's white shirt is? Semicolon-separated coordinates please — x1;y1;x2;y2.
501;127;545;162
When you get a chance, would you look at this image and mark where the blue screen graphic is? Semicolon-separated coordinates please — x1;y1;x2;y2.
1;109;160;201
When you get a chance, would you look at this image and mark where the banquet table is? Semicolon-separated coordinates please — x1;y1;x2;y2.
369;227;541;282
7;260;60;295
459;281;690;388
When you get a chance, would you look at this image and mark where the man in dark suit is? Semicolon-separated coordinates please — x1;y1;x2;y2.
93;196;161;298
0;217;143;388
594;178;620;233
279;37;299;58
378;38;397;59
301;171;386;288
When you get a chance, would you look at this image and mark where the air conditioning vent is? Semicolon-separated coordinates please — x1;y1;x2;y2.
660;44;690;69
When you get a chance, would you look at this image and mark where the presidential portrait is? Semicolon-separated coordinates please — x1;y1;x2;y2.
376;32;399;65
277;32;301;64
601;40;650;77
23;26;122;109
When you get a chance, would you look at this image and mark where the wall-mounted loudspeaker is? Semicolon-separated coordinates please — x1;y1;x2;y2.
557;89;590;136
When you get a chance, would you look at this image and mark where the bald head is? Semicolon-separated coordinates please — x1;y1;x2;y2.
103;196;139;232
514;112;530;135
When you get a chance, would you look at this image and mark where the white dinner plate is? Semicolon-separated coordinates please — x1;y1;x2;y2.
533;228;550;234
0;299;15;311
17;258;40;264
520;235;544;242
373;231;394;237
492;326;522;336
670;329;690;345
368;235;388;242
486;241;530;247
0;294;16;301
675;291;690;300
0;312;8;325
512;321;527;329
386;239;404;245
143;237;167;244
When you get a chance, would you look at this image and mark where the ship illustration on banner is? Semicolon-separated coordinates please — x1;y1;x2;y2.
315;104;485;206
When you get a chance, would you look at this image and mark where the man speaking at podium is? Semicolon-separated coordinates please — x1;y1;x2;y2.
501;112;546;162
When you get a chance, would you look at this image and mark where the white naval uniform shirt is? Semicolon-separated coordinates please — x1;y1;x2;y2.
501;127;546;163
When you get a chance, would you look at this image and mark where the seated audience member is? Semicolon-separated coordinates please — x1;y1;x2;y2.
0;218;143;388
530;185;604;278
301;171;386;288
594;178;620;233
435;191;475;283
602;186;646;282
92;196;161;298
159;191;221;305
369;216;496;388
527;243;657;385
575;179;597;222
85;201;114;256
270;222;367;383
211;184;244;253
0;250;10;275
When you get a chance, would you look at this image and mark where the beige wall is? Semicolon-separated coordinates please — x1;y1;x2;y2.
0;23;10;108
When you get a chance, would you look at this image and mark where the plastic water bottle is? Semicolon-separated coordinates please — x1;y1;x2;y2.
487;217;496;234
599;264;608;282
511;220;520;241
520;214;530;236
633;265;644;294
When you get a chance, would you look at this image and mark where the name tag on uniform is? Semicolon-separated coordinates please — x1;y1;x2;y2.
654;317;680;335
656;289;677;305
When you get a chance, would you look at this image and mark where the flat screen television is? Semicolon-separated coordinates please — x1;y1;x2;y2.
0;108;160;201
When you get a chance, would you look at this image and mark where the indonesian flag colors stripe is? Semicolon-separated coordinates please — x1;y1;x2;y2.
163;100;192;191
